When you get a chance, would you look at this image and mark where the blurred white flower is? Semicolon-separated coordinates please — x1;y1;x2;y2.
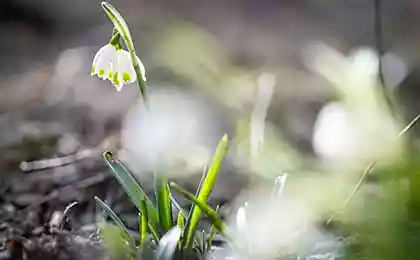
236;202;248;234
313;102;358;161
306;43;403;165
230;197;317;259
91;44;145;91
273;173;288;197
119;88;219;179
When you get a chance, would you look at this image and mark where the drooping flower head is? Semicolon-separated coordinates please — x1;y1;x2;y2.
91;33;146;91
111;49;145;91
91;44;117;81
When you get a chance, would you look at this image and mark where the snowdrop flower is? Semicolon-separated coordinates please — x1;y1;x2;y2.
306;43;403;165
111;49;146;91
91;44;146;91
91;44;117;81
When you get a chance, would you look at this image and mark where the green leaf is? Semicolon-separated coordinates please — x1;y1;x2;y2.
95;196;136;250
140;199;160;243
138;212;147;249
155;175;173;232
183;166;207;248
101;2;132;48
176;211;184;250
155;227;182;260
98;222;133;260
139;212;147;249
201;230;206;253
170;195;187;221
169;182;229;239
103;151;159;234
182;135;229;248
176;211;185;229
207;205;219;250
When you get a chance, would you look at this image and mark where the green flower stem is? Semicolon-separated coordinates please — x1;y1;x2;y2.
101;6;171;248
109;33;121;48
101;2;148;106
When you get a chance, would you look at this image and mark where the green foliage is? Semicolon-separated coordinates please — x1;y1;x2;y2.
85;1;420;259
103;151;159;234
169;182;228;239
95;3;233;259
207;206;219;250
97;135;231;259
101;1;148;102
99;222;134;260
155;175;173;232
181;135;229;249
95;196;136;250
139;211;147;249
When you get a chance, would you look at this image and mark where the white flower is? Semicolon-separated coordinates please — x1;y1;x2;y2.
111;50;146;91
236;202;248;233
91;44;117;80
91;44;146;91
312;102;359;161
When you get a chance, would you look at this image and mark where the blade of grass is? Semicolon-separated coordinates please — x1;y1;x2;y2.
95;196;136;250
176;211;185;228
207;205;219;250
170;195;187;221
176;211;184;250
138;212;147;249
182;135;229;249
195;166;208;197
169;182;229;239
140;198;160;242
183;166;207;228
98;222;133;260
201;230;206;253
183;165;207;247
155;175;173;232
103;151;159;230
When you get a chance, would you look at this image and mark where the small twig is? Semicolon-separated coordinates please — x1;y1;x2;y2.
326;161;376;225
20;148;102;172
397;114;420;138
326;114;420;225
19;133;121;172
60;201;79;229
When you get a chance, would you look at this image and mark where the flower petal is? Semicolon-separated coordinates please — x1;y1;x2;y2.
91;44;117;79
136;56;147;82
112;71;123;91
115;50;136;84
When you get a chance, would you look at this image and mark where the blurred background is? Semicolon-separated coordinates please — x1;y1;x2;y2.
2;0;420;259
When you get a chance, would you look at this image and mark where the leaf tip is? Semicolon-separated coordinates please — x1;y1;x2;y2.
101;1;111;9
221;134;229;142
103;150;114;161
